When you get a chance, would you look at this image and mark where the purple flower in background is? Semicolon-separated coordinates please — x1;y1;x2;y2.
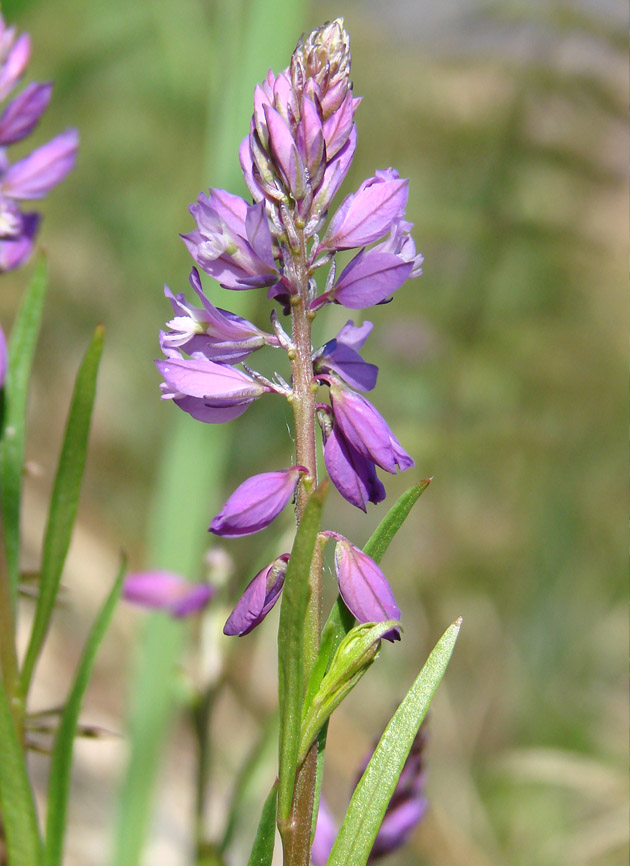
312;723;428;864
182;191;279;290
330;535;401;638
0;14;77;272
123;571;215;618
314;320;378;392
223;554;290;636
210;466;307;537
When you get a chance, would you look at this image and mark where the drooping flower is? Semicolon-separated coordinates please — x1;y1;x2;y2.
223;554;290;636
327;378;414;475
330;535;401;639
323;424;386;512
123;571;215;618
0;15;78;272
210;466;307;537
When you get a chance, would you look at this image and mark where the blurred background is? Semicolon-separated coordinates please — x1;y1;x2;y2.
2;0;627;864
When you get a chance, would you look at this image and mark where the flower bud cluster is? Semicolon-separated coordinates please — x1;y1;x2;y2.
0;14;78;272
152;19;424;638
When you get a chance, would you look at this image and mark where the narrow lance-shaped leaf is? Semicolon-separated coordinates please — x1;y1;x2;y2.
0;677;43;866
44;558;125;866
277;481;327;825
20;325;104;695
0;255;48;608
246;781;278;866
325;617;462;866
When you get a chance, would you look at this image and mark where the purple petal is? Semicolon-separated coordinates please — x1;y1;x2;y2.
223;554;289;636
316;321;378;392
311;797;338;866
171;395;252;424
245;200;275;268
0;32;30;101
0;81;52;145
324;426;386;511
333;249;413;309
263;103;305;199
322;91;355;159
123;571;214;618
312;125;356;217
210;466;306;537
334;539;401;638
320;169;409;251
156;355;267;403
2;129;78;199
369;797;427;859
0;210;39;272
239;134;263;201
329;382;414;474
296;94;325;178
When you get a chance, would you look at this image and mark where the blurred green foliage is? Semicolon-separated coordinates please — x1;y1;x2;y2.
4;0;626;864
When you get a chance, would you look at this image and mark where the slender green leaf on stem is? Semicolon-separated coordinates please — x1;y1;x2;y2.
44;559;125;866
20;325;104;696
277;482;327;825
246;782;278;866
0;678;43;866
307;480;432;706
298;620;400;765
363;478;431;563
326;618;462;866
0;256;48;607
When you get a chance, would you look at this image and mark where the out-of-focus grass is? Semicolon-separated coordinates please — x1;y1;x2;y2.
6;0;627;864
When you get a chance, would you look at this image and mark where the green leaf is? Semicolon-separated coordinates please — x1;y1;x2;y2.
0;256;48;608
277;482;327;824
363;478;431;563
0;678;43;866
44;559;125;866
326;617;461;866
246;782;278;866
298;620;400;764
306;480;432;707
20;325;104;695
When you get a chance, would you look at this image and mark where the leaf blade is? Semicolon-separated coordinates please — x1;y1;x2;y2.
44;559;125;866
0;256;48;607
246;782;278;866
20;325;104;695
326;617;461;866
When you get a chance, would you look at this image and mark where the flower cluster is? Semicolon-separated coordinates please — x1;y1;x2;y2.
0;15;78;273
154;20;422;637
311;722;428;863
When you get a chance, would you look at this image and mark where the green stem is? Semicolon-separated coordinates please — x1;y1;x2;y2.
0;551;22;739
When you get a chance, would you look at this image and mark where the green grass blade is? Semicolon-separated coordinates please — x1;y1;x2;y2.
0;256;48;607
277;483;327;824
246;782;278;866
0;678;43;866
20;325;104;695
326;618;462;866
44;559;125;866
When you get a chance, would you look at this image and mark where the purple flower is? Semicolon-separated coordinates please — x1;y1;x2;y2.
210;465;307;537
123;571;214;618
327;248;413;309
1;129;78;199
318;169;409;253
0;210;38;272
314;320;378;392
156;353;271;423
0;81;51;146
332;536;401;638
324;425;386;511
223;554;290;636
161;268;276;364
0;323;7;388
181;190;279;290
328;379;414;475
